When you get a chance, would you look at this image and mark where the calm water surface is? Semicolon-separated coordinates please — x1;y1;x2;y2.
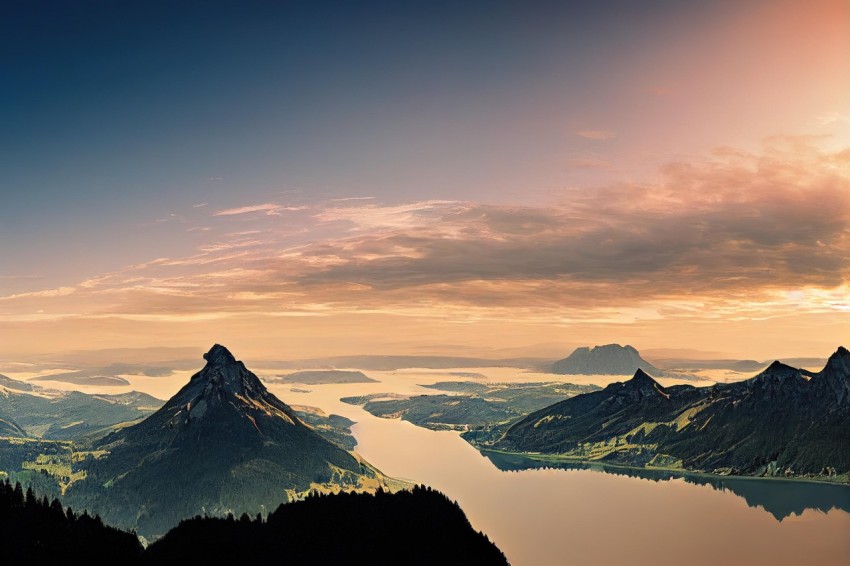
270;374;850;566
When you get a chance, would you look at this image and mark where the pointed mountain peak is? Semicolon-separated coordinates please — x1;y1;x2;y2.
825;346;849;367
750;360;804;387
188;345;268;400
814;346;850;406
818;346;850;377
603;367;667;400
109;344;300;444
203;344;237;365
631;368;655;382
625;369;664;391
761;360;801;375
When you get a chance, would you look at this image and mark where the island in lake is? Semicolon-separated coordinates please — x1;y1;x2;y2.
272;370;378;385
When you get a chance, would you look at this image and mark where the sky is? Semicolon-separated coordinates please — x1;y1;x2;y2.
1;0;848;361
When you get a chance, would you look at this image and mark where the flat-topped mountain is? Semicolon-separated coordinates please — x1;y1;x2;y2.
66;344;389;537
551;344;665;375
494;347;850;479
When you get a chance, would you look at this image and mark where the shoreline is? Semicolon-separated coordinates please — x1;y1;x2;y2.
477;447;850;487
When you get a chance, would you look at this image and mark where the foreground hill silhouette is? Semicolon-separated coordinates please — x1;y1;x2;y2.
0;479;142;564
143;486;508;565
1;481;507;565
67;344;389;536
494;347;850;479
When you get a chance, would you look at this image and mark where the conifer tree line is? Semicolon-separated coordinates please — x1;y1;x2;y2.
0;480;508;565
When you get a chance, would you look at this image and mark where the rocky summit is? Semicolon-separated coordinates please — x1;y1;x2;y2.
66;344;388;537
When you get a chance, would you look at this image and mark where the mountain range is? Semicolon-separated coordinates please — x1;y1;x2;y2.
65;344;391;536
0;375;160;440
492;347;850;480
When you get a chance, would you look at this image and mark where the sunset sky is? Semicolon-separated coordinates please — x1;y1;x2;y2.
2;0;848;360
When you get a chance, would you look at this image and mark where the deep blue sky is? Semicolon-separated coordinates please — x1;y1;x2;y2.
2;0;723;281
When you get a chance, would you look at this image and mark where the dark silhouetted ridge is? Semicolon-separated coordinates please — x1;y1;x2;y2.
3;482;507;565
0;480;142;563
142;486;508;565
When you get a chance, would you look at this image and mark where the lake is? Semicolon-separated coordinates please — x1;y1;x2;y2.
34;366;850;565
267;370;850;566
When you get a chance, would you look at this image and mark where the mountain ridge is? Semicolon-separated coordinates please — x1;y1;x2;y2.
491;347;850;480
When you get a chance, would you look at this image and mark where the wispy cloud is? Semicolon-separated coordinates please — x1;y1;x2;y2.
577;130;617;140
817;112;850;126
0;286;76;300
330;196;376;202
213;203;305;216
213;203;282;216
314;200;459;230
3;139;847;330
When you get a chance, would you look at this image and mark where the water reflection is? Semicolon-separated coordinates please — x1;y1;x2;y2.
482;450;850;521
266;377;850;565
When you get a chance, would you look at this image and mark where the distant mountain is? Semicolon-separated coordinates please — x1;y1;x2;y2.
0;374;28;437
268;355;546;371
272;369;377;384
30;373;130;386
551;344;667;376
651;358;767;373
66;344;390;536
0;413;26;438
0;374;35;392
290;405;358;450
493;347;850;480
343;382;600;432
0;374;161;441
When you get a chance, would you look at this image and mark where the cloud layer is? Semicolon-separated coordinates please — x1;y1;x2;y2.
2;140;848;342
